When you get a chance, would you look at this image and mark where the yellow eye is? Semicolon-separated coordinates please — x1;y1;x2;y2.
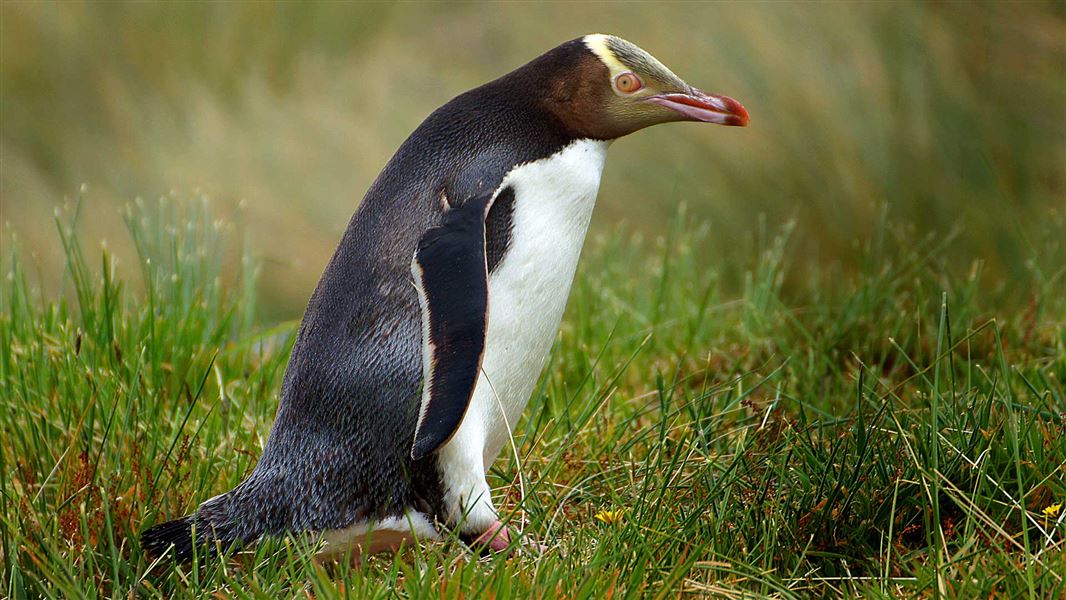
614;72;643;94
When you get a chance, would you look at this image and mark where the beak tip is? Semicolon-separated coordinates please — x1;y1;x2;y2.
721;96;750;127
648;91;751;127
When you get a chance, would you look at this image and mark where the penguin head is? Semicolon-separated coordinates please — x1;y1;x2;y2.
520;34;749;140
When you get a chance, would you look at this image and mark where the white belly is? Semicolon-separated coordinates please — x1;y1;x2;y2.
435;138;609;530
475;138;610;464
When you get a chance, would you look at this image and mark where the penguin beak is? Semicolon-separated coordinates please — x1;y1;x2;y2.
646;89;750;127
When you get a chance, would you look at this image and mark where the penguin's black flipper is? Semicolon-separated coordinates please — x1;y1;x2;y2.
409;192;495;460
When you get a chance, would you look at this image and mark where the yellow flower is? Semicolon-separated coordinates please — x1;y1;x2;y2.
1042;502;1062;518
594;509;625;525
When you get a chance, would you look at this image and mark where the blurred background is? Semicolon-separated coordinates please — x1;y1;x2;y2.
2;1;1063;321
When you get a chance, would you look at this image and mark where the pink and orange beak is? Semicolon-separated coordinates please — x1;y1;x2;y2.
646;90;750;127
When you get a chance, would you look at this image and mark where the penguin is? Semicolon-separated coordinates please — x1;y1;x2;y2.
141;34;748;562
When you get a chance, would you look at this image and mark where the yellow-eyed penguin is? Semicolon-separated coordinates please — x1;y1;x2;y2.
141;34;748;561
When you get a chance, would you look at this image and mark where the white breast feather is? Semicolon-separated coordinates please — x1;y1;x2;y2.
435;138;610;531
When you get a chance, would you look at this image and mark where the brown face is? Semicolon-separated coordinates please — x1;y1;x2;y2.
543;34;749;140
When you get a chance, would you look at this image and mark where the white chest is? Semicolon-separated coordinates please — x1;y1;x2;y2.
471;138;610;464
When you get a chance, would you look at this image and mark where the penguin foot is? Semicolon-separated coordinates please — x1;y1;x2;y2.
469;521;547;555
473;520;511;552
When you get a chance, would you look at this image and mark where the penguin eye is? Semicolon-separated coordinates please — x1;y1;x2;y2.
614;72;644;94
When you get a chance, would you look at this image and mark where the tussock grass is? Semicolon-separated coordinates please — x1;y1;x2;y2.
2;194;1063;598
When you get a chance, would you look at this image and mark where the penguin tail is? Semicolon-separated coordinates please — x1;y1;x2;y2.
141;513;241;564
141;515;198;562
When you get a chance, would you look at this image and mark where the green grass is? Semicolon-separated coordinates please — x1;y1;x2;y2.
2;193;1064;598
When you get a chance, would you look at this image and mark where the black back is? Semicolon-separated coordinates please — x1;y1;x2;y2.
200;38;599;543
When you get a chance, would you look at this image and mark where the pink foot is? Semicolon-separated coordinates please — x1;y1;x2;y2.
473;520;511;552
471;521;547;554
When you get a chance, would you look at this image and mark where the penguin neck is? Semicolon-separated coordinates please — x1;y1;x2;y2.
501;137;611;232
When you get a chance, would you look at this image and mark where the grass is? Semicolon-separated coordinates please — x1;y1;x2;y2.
2;192;1063;598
